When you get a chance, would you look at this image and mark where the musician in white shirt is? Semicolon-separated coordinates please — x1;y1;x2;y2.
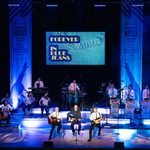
122;84;135;101
39;92;51;116
22;92;35;116
87;107;102;142
142;84;150;100
48;107;62;140
108;83;118;99
68;80;80;106
34;77;44;88
1;101;13;124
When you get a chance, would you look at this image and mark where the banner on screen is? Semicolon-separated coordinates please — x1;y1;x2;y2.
46;32;105;65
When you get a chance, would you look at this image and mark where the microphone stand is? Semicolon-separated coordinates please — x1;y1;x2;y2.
59;75;69;110
115;99;120;135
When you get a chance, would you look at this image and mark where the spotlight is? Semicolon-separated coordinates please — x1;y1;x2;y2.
132;4;144;7
8;4;20;7
94;4;106;7
45;4;58;7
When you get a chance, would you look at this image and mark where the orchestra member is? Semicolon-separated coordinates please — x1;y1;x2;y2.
1;92;13;107
34;77;44;88
108;83;118;105
142;84;150;100
22;92;35;116
39;92;51;116
122;84;135;101
106;80;113;94
48;107;62;140
1;100;13;124
87;107;102;142
68;80;80;106
68;104;81;135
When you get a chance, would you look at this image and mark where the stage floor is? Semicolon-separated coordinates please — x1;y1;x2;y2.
0;128;150;149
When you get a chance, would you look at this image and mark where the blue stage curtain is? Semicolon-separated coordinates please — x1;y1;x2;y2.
9;0;32;109
120;0;143;107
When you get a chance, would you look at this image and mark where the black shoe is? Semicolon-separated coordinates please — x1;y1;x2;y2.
87;139;91;142
98;133;101;136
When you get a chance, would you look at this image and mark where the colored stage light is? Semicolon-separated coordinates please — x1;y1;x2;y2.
115;129;136;141
143;119;150;125
46;4;58;7
8;4;20;7
94;4;106;7
132;4;144;7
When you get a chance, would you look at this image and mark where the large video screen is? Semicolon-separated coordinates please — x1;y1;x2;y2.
46;32;105;65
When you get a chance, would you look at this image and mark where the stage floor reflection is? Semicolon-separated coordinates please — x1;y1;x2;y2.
0;128;150;149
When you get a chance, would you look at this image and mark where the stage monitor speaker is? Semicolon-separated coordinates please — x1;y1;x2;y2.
114;142;124;150
43;141;53;148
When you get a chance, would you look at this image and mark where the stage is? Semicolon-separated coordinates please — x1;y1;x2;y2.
0;107;150;149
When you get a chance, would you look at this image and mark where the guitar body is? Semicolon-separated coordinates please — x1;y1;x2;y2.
92;116;105;124
48;117;60;124
67;116;75;122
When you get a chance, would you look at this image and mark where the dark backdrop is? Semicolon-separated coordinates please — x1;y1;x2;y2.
32;2;120;106
0;3;9;99
143;3;150;88
1;1;150;107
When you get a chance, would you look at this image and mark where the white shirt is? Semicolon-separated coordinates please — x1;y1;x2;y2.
122;89;135;100
108;88;118;98
25;96;35;105
39;97;50;106
2;104;13;117
49;111;62;119
34;80;44;88
142;88;150;99
90;112;102;121
68;83;80;92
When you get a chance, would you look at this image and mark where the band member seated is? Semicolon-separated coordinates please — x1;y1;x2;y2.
1;100;13;124
22;92;35;116
1;92;13;107
68;104;81;135
34;77;44;88
108;83;118;105
142;84;150;100
87;107;102;142
39;92;51;116
48;107;62;140
108;83;118;99
68;80;80;107
122;84;135;102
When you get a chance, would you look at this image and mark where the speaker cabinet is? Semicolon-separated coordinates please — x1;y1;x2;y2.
114;142;124;150
43;141;53;148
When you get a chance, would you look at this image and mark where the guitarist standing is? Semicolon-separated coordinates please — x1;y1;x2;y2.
87;107;102;142
68;104;81;135
48;107;62;140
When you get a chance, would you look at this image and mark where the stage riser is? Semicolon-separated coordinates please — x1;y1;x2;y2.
31;108;126;115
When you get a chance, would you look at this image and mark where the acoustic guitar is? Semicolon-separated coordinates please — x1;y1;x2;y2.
48;117;61;124
92;116;105;124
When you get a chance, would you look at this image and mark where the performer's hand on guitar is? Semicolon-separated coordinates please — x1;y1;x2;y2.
78;118;81;121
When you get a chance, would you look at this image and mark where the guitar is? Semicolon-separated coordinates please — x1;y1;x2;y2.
92;116;105;124
67;115;81;122
48;117;61;124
